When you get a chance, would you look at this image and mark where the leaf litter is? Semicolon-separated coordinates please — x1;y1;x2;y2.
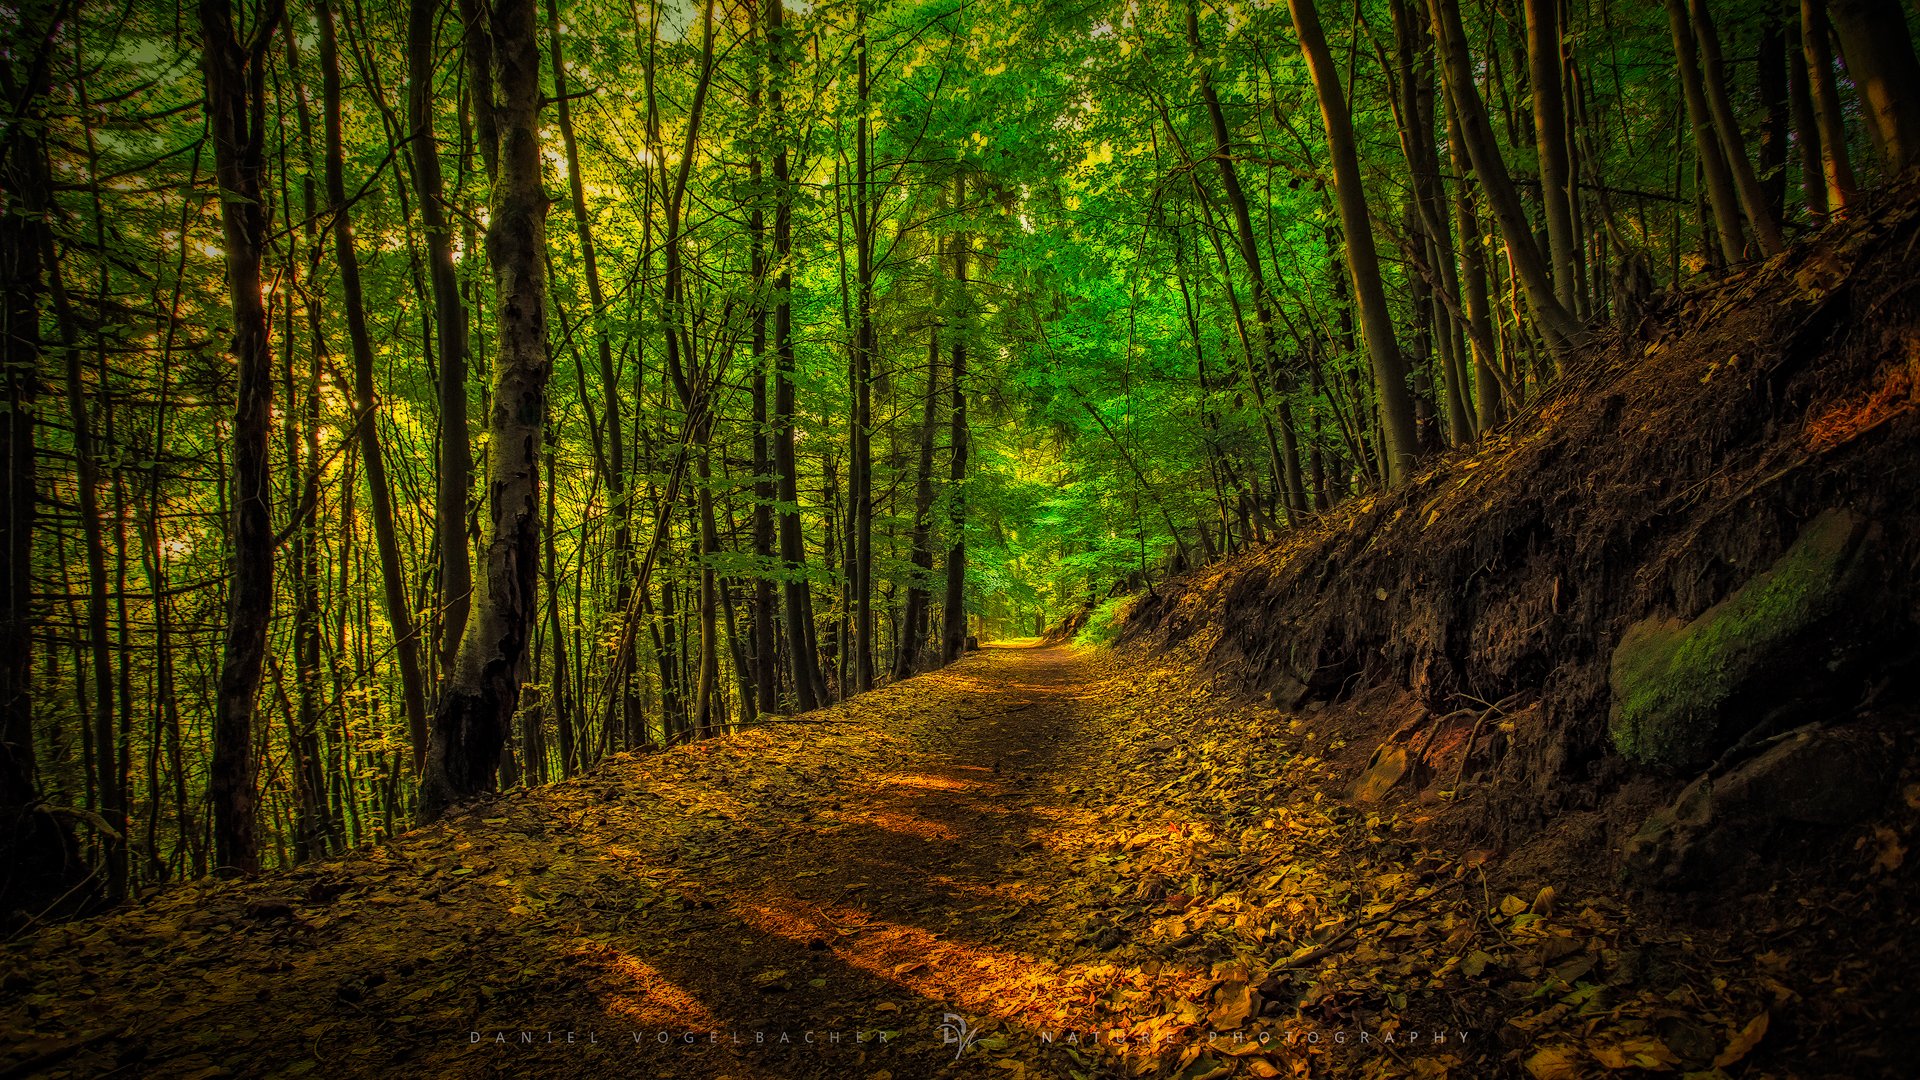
0;644;1878;1078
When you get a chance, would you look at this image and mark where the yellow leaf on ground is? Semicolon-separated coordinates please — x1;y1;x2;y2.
1590;1035;1680;1070
1523;1044;1584;1080
1713;1012;1769;1068
1206;980;1252;1029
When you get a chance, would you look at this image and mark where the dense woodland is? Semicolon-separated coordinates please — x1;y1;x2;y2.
1;0;1917;919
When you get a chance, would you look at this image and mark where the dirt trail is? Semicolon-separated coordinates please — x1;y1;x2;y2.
1;646;1204;1079
1;644;1847;1079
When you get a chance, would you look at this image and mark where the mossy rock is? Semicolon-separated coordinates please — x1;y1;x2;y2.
1608;509;1880;767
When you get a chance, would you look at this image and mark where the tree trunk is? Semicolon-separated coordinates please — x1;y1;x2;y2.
940;176;970;665
749;136;778;716
1690;0;1788;255
544;444;576;775
48;219;122;897
1802;0;1861;210
1428;0;1586;348
1293;0;1422;485
0;12;80;918
1665;0;1749;265
1443;92;1503;431
322;0;429;774
1392;0;1474;443
411;0;474;679
275;35;332;860
1526;0;1582;311
1787;9;1830;219
547;0;636;736
896;312;941;682
850;8;876;692
768;0;826;708
1828;0;1920;173
693;445;721;735
201;0;284;875
420;0;550;822
1758;15;1791;221
1190;0;1310;517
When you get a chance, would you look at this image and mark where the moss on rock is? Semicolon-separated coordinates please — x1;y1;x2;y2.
1608;509;1878;766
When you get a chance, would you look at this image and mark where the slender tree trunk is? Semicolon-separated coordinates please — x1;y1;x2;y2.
1293;0;1421;485
1828;0;1920;173
895;311;940;682
544;443;575;775
47;224;123;898
1190;0;1309;517
749;299;778;709
1788;10;1830;219
0;10;82;917
275;24;332;861
201;0;284;875
1428;0;1586;347
1802;0;1861;209
1441;88;1502;432
547;0;636;737
1758;15;1791;221
940;176;970;665
1392;0;1474;442
747;35;778;716
693;445;721;735
849;8;876;693
1156;108;1297;509
411;0;474;678
420;0;550;822
768;0;825;708
1526;0;1582;311
1691;0;1788;255
322;0;429;773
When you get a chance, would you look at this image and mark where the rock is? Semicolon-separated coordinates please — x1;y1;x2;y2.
1348;744;1409;803
1622;724;1893;888
1266;674;1310;711
1608;509;1884;767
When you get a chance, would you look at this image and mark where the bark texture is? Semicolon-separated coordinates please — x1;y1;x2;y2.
201;0;285;874
420;0;551;822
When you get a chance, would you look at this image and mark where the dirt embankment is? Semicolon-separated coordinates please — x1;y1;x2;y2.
1126;186;1920;878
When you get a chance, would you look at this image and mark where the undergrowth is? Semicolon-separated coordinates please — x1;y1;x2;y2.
1076;593;1137;648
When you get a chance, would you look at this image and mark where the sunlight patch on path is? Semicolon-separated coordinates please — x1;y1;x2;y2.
582;942;730;1030
728;894;1210;1048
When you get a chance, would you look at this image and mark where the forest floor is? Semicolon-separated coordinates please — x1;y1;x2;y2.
0;644;1872;1080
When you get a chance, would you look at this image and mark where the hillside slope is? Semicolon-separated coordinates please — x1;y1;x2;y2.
1131;183;1919;821
1123;183;1920;1066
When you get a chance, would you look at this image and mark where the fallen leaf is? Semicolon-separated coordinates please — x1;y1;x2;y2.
1869;826;1906;873
1713;1012;1769;1068
1462;949;1493;978
1523;1044;1584;1080
1206;980;1253;1029
1590;1035;1680;1070
1350;746;1409;803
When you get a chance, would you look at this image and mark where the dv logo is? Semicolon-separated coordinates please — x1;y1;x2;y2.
937;1013;979;1061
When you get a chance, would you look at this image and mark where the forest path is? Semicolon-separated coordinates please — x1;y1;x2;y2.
1;644;1780;1080
3;645;1259;1079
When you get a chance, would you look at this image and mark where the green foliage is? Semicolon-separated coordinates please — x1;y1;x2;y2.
1074;594;1139;649
11;0;1907;886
